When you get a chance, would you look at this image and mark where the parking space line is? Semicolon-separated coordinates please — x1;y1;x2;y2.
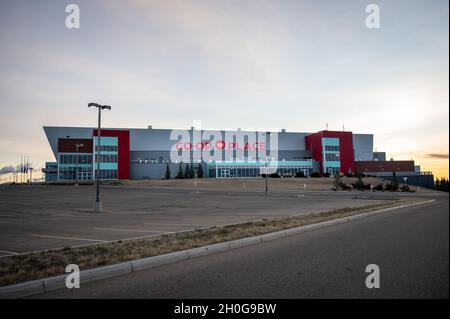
0;249;18;255
94;227;167;233
31;234;108;242
142;222;212;228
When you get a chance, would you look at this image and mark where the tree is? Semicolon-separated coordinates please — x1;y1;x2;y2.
333;171;342;190
352;171;365;190
444;178;449;192
435;179;441;191
197;163;204;178
189;164;195;178
295;171;305;178
175;162;184;179
184;164;192;179
164;163;171;180
443;178;449;192
392;171;399;191
437;178;449;192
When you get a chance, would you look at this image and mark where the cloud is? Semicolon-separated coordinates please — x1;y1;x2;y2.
427;153;449;159
0;165;20;175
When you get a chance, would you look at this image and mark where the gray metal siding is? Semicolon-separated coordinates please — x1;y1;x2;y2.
353;134;374;161
130;162;207;180
43;127;93;159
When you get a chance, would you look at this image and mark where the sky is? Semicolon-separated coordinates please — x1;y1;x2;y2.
0;0;448;182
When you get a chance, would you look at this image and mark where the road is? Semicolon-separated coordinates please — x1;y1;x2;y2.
36;194;449;299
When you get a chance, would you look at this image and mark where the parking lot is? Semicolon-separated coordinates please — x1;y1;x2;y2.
0;183;411;256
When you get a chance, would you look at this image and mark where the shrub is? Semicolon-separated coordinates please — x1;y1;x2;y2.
352;171;366;190
197;164;204;178
352;180;366;190
375;183;384;191
384;183;399;192
310;172;320;178
295;171;306;178
392;172;399;190
400;185;413;192
333;171;342;190
341;183;352;190
184;164;191;179
175;162;184;179
164;163;171;179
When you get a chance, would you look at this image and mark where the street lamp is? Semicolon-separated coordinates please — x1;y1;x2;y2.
88;102;111;213
75;143;84;186
265;132;271;194
265;160;269;193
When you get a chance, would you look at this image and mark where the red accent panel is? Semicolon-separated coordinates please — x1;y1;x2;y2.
58;138;93;153
305;133;323;173
306;131;355;175
93;129;130;179
355;161;415;173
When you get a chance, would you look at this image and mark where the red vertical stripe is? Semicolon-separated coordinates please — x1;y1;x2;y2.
93;129;130;179
306;131;355;175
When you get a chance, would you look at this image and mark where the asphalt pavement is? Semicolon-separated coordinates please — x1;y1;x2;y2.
0;184;400;254
36;194;449;298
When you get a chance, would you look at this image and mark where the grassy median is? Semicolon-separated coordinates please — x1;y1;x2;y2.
0;197;423;287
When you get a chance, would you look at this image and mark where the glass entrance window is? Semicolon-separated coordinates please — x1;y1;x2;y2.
322;137;341;174
77;172;92;180
326;167;340;175
220;169;230;178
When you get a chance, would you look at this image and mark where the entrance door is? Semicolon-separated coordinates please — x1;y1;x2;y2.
78;172;92;180
326;167;339;175
220;169;231;178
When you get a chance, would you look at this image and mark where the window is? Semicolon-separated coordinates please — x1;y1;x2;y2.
325;153;340;161
95;169;118;180
95;145;118;152
95;154;118;163
325;145;340;152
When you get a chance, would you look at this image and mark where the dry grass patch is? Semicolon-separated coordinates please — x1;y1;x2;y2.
0;197;422;287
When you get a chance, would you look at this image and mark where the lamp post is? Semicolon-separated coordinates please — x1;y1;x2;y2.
265;160;269;194
264;131;272;194
75;143;84;186
29;167;33;184
88;103;111;213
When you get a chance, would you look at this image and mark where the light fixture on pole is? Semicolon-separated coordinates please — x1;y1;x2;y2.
88;103;111;213
29;167;33;184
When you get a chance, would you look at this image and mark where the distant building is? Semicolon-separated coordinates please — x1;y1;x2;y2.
42;126;433;188
373;152;386;161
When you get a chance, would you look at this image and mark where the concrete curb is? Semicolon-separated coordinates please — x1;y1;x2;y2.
0;199;435;299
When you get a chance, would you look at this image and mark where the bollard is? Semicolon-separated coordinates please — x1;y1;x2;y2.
194;181;199;194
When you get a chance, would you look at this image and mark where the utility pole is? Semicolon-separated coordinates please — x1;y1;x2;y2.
88;103;111;213
20;155;23;183
26;156;29;183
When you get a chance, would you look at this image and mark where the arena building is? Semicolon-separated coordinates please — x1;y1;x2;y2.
42;126;433;187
